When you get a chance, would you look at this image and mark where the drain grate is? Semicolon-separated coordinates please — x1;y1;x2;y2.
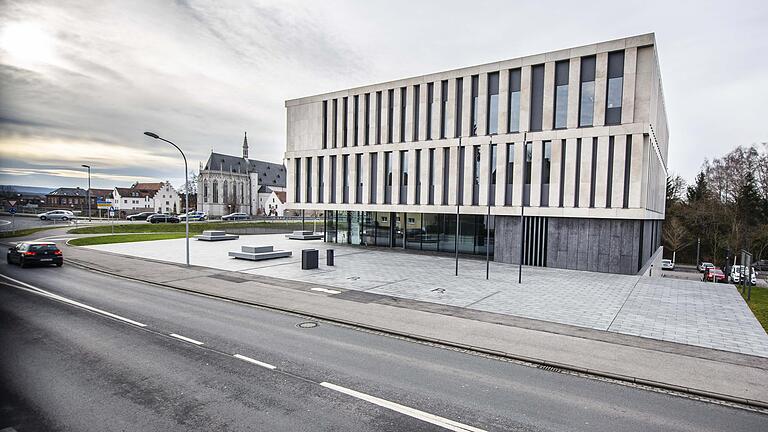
296;321;319;329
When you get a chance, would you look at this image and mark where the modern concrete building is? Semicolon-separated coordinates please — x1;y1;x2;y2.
284;33;668;274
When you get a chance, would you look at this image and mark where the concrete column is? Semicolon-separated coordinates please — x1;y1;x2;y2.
479;143;491;205
445;79;456;140
447;146;459;206
376;152;385;204
477;73;488;136
519;66;532;132
579;139;593;208
349;153;358;204
495;142;507;206
529;141;542;207
382;91;391;143
593;136;610;208
512;141;524;207
593;52;608;127
462;146;474;205
418;85;428;142
434;146;445;205
404;87;414;143
361;152;371;204
611;135;627;207
549;139;563;207
286;158;295;204
392;150;402;204
566;59;580;129
621;47;637;124
498;69;509;134
392;89;402;144
563;138;578;206
542;62;555;131
461;77;472;137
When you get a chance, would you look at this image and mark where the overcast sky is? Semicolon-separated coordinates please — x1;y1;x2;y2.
0;0;766;189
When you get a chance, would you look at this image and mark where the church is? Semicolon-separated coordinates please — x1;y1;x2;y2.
197;133;287;218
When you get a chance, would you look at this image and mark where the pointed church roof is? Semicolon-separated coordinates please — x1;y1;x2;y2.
203;152;286;188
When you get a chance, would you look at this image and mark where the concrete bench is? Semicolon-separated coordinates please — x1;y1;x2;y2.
195;230;239;241
286;230;323;240
228;245;291;261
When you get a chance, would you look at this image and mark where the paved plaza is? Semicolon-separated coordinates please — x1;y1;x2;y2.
85;233;768;357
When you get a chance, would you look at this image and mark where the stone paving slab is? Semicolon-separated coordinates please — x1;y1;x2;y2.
84;234;768;358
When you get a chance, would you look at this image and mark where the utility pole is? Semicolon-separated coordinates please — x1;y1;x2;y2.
695;237;700;269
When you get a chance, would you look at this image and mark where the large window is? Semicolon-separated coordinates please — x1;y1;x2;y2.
426;83;434;140
414;149;421;204
384;151;392;204
399;87;407;143
364;93;370;145
369;153;377;203
305;157;312;203
472;145;480;205
375;91;382;144
440;80;448;138
487;72;499;134
554;61;569;129
442;148;450;205
541;141;552;206
342;96;348;147
387;89;394;143
489;144;497;205
353;95;359;146
413;85;420;141
505;143;514;205
508;69;521;133
579;56;596;127
455;77;463;137
355;153;362;204
399;150;408;204
318;156;324;203
342;154;349;203
294;158;301;203
523;142;532;206
212;180;218;203
606;50;625;125
458;146;466;204
322;100;328;149
529;65;544;132
332;99;338;148
606;136;614;208
330;155;337;203
623;135;632;209
470;75;479;136
428;148;435;205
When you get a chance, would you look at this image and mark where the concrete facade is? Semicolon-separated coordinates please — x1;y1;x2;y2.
284;33;669;274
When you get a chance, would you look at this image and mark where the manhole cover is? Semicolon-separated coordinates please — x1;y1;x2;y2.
296;321;319;329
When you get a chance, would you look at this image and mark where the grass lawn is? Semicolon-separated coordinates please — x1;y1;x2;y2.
68;233;187;246
0;226;61;239
68;221;307;235
740;285;768;332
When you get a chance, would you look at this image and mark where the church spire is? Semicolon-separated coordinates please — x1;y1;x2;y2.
242;131;249;159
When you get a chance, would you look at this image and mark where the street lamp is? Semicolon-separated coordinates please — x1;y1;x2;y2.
144;131;190;267
82;164;91;222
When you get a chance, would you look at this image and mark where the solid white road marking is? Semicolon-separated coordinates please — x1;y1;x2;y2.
320;382;487;432
0;274;147;327
233;353;277;370
169;333;204;345
310;287;341;294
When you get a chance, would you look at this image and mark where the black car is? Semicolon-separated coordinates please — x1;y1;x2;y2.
147;214;180;224
7;242;63;268
126;212;156;221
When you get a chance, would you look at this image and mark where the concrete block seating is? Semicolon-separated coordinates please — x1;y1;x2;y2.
228;245;291;261
195;230;239;241
286;230;323;240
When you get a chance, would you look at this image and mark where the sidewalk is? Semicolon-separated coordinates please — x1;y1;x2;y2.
58;241;768;408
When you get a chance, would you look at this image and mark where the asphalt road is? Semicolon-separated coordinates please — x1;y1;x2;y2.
0;247;766;431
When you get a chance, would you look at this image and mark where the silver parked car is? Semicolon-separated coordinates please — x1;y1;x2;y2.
221;212;249;221
38;210;75;221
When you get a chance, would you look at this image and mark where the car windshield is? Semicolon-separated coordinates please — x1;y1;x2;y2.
712;270;723;275
29;244;58;252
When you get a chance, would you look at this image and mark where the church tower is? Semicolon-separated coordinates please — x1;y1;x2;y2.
242;131;249;159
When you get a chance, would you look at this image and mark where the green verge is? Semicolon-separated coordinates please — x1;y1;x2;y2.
741;285;768;332
68;233;187;246
68;221;307;235
0;226;61;239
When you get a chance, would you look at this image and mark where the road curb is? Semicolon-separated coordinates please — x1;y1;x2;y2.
63;255;768;411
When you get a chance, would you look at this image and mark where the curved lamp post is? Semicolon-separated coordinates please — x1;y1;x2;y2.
82;164;91;222
144;131;189;267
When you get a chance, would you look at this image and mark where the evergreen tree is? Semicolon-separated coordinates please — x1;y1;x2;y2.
686;171;708;202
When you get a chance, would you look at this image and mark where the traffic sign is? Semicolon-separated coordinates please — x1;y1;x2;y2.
9;207;16;214
8;200;17;207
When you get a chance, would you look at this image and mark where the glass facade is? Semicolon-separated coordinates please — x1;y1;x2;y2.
399;150;408;204
487;72;499;134
342;154;349;203
554;60;569;129
489;144;497;206
324;210;494;257
505;143;514;205
384;151;392;204
579;56;596;127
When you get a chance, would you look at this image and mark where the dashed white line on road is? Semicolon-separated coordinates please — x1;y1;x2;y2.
0;273;147;327
169;333;204;345
233;353;276;369
310;287;341;294
320;382;487;432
